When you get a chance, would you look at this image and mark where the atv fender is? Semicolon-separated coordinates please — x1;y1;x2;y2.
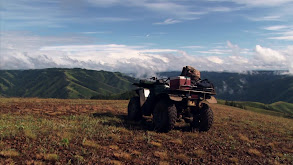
205;96;217;104
169;94;183;102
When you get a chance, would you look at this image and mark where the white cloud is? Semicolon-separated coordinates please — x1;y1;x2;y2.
3;0;291;31
140;49;178;53
1;32;293;77
241;0;293;6
206;6;237;12
268;30;293;41
86;0;199;21
263;25;289;31
180;45;204;49
197;49;231;55
207;56;224;64
154;19;181;25
282;45;293;73
210;0;293;7
228;56;249;64
255;45;286;63
85;0;122;7
246;15;282;22
227;41;240;56
269;36;293;40
81;31;112;34
93;17;132;22
253;45;293;73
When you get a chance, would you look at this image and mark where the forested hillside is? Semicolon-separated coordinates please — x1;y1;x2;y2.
0;68;136;99
158;71;293;103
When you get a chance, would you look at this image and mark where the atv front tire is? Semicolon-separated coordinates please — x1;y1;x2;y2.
191;103;213;132
128;97;142;121
153;99;177;132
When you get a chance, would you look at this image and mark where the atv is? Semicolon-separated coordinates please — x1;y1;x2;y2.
128;76;217;132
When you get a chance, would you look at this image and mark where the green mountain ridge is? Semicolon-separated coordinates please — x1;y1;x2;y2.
1;69;293;104
0;68;136;99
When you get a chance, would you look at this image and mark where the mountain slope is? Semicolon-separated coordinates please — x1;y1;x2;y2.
219;100;293;118
158;71;293;103
0;68;136;99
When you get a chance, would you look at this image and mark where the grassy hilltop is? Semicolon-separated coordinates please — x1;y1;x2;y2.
218;100;293;118
0;98;292;164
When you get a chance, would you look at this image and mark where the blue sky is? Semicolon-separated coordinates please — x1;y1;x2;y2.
1;0;293;76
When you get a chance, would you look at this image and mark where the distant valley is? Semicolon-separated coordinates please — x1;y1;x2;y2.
158;71;293;104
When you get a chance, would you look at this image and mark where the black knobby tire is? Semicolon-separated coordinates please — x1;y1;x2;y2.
127;97;142;121
191;112;200;128
191;103;213;132
153;99;177;132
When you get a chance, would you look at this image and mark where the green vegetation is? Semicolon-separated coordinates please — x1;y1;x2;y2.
0;68;136;99
219;100;293;118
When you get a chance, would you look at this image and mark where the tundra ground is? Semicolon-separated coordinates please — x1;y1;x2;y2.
0;98;292;164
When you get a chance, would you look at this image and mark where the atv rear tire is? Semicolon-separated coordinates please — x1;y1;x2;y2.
191;103;213;132
128;97;142;121
153;99;177;132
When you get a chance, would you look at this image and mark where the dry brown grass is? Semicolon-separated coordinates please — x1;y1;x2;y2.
24;129;37;140
156;133;172;140
268;142;276;149
0;141;5;149
159;161;169;165
0;150;20;157
275;152;283;158
238;133;251;143
109;145;119;150
108;133;120;142
154;151;169;160
35;153;43;159
169;139;183;145
117;127;131;135
113;152;132;161
109;160;122;165
248;149;262;157
192;149;206;157
184;132;198;138
26;160;45;165
149;141;162;148
57;131;72;140
229;157;239;164
82;139;100;149
282;147;293;153
130;150;141;156
174;153;189;163
43;153;59;161
73;155;84;163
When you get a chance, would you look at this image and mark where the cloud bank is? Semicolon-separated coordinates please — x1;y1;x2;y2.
1;32;292;77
